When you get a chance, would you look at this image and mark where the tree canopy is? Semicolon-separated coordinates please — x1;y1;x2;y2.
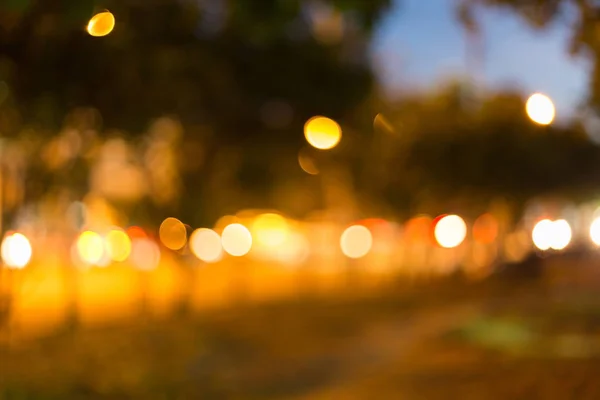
0;0;392;225
0;0;390;137
368;82;600;217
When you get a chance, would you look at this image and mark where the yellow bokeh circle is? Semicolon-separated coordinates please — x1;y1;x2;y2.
87;11;115;37
304;116;342;150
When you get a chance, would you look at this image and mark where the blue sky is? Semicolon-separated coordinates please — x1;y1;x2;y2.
371;0;589;119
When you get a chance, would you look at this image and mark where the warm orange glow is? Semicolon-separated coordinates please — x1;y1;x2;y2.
252;213;288;247
190;228;222;263
76;231;105;265
130;238;161;271
526;93;555;125
213;215;239;231
434;215;467;249
304;116;342;150
105;229;131;262
159;217;187;251
473;213;499;244
405;215;432;243
1;233;32;269
127;226;147;239
504;230;530;263
87;11;115;37
430;214;448;242
221;223;252;257
276;232;310;265
340;225;372;259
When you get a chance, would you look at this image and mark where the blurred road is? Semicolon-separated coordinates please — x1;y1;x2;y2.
3;256;600;398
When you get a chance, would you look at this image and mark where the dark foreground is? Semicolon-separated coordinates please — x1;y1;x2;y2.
2;260;600;399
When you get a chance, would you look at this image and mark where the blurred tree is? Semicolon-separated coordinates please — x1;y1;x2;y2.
0;0;389;135
0;0;390;224
371;82;600;216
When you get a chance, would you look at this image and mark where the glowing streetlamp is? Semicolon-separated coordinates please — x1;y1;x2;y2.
221;223;252;257
340;225;372;259
434;215;467;249
1;233;32;269
590;217;600;246
190;228;222;263
526;93;555;126
532;219;572;251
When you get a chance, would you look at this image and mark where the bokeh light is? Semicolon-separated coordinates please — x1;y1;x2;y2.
1;233;32;269
87;11;115;37
105;229;132;262
532;219;571;251
76;231;105;265
304;116;342;150
252;213;288;247
590;217;600;246
434;215;467;249
526;93;555;125
551;219;572;251
190;228;223;263
431;214;448;242
221;223;252;257
473;213;499;244
532;219;553;251
340;225;373;259
127;226;147;240
159;217;187;251
280;232;310;265
130;238;161;271
405;215;433;243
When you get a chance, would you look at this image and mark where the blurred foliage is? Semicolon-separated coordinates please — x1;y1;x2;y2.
2;0;600;227
367;82;600;216
0;0;390;225
0;0;389;134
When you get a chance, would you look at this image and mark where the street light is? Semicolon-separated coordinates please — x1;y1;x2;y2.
1;233;32;270
526;93;555;125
